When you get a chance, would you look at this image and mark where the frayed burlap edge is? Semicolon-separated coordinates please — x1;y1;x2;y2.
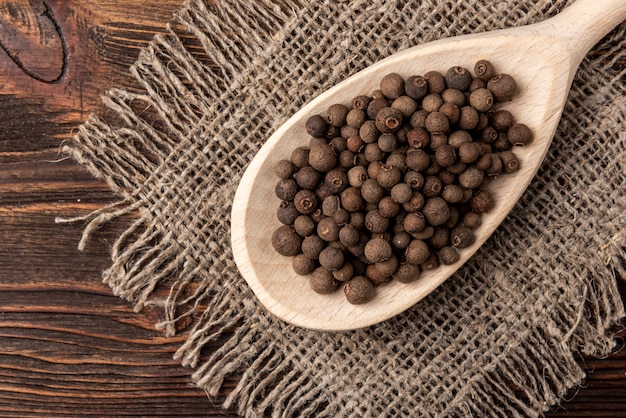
58;0;626;416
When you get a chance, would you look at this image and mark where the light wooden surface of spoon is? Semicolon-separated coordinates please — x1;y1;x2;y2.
231;0;626;331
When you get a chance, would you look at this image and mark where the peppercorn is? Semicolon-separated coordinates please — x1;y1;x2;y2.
344;275;375;304
310;267;338;294
271;225;302;256
421;196;450;226
508;123;533;146
365;210;389;233
422;93;444;113
474;60;496;81
438;246;460;265
445;66;472;91
393;262;420;283
405;75;428;99
450;225;475;248
293;166;320;190
469;88;493;112
308;143;337;172
471;189;495;213
458;166;485;189
276;201;300;225
359;120;380;144
292;254;317;275
275;178;298;201
405;239;430;265
424;70;446;94
488;73;517;102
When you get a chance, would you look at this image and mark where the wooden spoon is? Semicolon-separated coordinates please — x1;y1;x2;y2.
231;0;626;331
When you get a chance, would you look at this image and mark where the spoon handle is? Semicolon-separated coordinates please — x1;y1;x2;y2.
537;0;626;66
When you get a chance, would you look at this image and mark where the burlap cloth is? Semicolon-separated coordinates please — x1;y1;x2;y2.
60;0;626;416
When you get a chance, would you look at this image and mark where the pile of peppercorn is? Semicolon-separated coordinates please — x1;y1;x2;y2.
271;60;532;305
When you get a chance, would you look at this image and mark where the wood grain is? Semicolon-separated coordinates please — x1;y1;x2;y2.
0;0;624;416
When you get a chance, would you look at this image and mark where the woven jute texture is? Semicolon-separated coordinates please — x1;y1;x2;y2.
61;0;626;416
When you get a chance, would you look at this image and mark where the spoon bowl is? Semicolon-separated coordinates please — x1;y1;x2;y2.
231;0;626;331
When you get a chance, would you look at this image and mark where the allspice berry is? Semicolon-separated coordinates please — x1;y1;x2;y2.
405;75;428;99
445;66;472;91
274;159;295;179
471;189;495;213
292;254;317;275
294;189;318;215
377;164;402;188
339;224;360;247
390;183;413;204
333;262;354;282
500;150;520;173
290;146;310;168
491;109;515;131
306;114;328;138
391;96;417;118
435;144;456;167
276;201;300;225
488;73;518;102
405;239;431;265
422;93;444;113
317;217;340;241
364;238;392;263
378;196;401;218
375;107;403;133
422;196;450;226
404;212;426;233
508;123;533;146
424;70;446;94
359;120;380;144
380;72;405;99
351;95;371;110
393;262;420;283
474;59;496;81
469;88;493;112
308;143;337;172
310;267;338;294
450;225;475;248
344;276;375;304
327;103;349;127
293;215;316;237
271;225;302;256
346;108;367;129
458;106;479;130
302;235;326;259
318;246;345;271
458;166;485;189
341;187;365;212
361;178;384;203
438;246;460;265
365;210;389;233
275;178;298;201
425;112;450;133
293;166;321;190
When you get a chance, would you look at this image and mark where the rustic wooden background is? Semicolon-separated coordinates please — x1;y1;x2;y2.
0;1;624;416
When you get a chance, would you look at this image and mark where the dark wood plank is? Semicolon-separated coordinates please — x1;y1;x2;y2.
0;1;624;416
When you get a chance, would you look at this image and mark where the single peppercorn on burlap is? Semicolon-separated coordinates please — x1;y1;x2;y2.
62;0;625;416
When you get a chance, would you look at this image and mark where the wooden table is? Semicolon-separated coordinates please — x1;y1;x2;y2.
0;1;624;416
